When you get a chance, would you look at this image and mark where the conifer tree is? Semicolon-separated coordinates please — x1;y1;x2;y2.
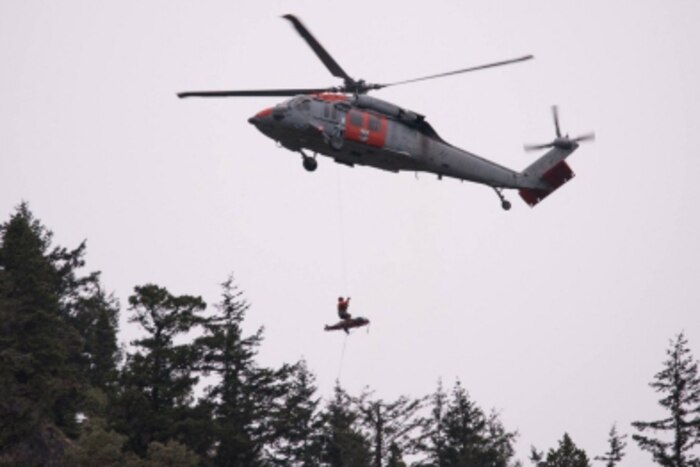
44;221;121;402
196;276;288;467
114;284;206;455
356;392;428;467
386;442;408;467
318;382;372;467
268;359;323;466
418;379;448;465
63;417;131;467
632;332;700;467
0;204;88;453
72;285;121;392
595;424;627;467
530;433;591;467
145;440;200;467
419;380;517;466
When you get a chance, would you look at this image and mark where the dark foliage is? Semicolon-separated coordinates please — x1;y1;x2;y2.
318;382;373;466
595;424;627;467
72;286;121;392
0;203;116;464
11;203;687;466
196;276;290;467
632;332;700;467
112;284;206;456
418;380;517;467
267;359;323;466
355;391;428;467
530;433;590;467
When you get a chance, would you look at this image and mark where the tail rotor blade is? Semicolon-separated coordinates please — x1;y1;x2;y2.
552;105;561;138
526;106;594;152
573;132;596;143
524;143;554;152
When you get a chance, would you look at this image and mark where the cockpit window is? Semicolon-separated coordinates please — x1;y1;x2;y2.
321;102;340;122
292;97;311;112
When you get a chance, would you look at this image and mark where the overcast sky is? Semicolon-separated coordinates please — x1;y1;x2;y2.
2;1;700;464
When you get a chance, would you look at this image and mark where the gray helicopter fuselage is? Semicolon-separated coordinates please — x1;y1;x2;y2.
249;94;554;191
181;14;590;209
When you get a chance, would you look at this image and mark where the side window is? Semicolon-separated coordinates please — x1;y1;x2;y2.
349;111;363;127
323;104;330;119
368;115;380;132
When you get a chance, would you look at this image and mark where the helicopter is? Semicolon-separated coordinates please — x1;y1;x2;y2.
178;14;594;210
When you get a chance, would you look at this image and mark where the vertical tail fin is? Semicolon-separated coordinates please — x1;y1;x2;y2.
519;147;576;207
519;106;594;207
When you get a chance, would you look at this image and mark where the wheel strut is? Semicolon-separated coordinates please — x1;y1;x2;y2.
493;188;511;211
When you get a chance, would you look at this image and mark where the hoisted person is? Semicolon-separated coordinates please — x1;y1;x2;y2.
337;296;351;320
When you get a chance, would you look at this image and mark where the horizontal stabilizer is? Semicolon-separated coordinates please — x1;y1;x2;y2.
519;160;575;207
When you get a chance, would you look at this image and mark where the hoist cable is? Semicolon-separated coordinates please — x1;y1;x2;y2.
336;332;349;380
335;165;349;292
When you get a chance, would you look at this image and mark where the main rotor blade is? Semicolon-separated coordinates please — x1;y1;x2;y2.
282;14;353;84
177;87;336;98
377;55;534;88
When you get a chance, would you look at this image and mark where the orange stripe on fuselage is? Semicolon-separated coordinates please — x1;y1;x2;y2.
314;93;348;102
344;110;386;148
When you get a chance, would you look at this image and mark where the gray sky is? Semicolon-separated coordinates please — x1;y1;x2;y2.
2;1;700;464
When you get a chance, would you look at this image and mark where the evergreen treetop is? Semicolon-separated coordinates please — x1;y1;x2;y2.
632;332;700;467
530;433;591;467
418;380;518;467
595;424;627;467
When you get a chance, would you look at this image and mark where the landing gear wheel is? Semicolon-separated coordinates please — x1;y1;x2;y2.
303;157;317;172
493;187;511;211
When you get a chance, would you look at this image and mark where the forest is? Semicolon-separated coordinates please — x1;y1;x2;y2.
1;202;699;467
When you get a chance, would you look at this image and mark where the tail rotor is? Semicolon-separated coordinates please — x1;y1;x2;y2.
524;106;595;152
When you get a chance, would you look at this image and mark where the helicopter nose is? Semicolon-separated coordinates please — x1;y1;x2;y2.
249;107;273;125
